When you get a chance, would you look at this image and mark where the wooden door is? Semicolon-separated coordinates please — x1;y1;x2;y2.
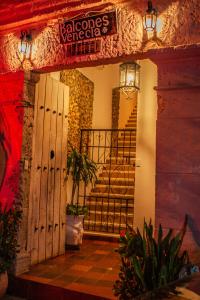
29;74;69;265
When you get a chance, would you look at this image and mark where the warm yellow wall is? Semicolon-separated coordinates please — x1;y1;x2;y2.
118;91;137;128
79;65;119;129
134;59;157;232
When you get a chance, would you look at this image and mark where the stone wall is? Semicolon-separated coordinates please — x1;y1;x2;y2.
60;70;94;150
15;72;39;275
0;0;199;72
112;88;120;129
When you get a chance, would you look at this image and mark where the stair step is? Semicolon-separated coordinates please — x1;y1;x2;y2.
106;157;135;164
86;201;134;213
117;151;136;157
85;210;134;224
120;132;136;137
87;210;134;217
96;178;135;185
118;138;137;143
88;192;134;200
84;220;127;229
117;140;136;149
102;164;135;171
127;119;137;122
84;220;133;233
100;171;135;178
125;124;137;128
92;185;134;194
117;147;136;152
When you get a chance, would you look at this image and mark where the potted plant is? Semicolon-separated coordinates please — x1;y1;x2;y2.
0;204;21;298
113;216;193;299
66;146;97;246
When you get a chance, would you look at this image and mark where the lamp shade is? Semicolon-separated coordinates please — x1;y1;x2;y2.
119;62;140;92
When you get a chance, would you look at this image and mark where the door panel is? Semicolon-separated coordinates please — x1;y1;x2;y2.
30;74;69;265
59;86;69;254
31;76;46;264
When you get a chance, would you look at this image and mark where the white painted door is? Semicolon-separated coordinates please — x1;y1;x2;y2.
29;74;69;265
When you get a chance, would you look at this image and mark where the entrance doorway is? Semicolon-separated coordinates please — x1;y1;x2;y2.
27;59;157;265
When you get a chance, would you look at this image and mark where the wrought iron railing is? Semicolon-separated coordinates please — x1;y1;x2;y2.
79;129;136;234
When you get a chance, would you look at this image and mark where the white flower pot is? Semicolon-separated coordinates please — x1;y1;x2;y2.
66;215;84;246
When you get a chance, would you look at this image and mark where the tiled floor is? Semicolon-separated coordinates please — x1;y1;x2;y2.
9;239;120;300
8;238;200;300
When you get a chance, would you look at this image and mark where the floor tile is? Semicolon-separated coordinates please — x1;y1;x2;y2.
13;239;120;300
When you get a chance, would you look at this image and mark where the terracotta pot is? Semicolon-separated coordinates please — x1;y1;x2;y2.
0;271;8;299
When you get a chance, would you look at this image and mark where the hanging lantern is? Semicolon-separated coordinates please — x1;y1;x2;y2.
143;1;157;32
119;62;140;92
19;30;32;58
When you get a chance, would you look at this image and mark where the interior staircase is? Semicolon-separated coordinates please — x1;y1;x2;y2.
84;109;137;236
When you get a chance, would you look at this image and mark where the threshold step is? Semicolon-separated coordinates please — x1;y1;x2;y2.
84;230;119;241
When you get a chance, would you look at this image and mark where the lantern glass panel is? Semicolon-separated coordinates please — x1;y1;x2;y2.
25;43;32;59
126;65;135;87
143;13;157;31
20;41;27;54
120;64;126;88
135;68;140;88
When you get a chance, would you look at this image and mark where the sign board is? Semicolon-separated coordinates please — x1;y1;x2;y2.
65;40;101;57
59;10;117;45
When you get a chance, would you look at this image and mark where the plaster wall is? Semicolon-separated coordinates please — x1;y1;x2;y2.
0;1;199;73
134;59;157;231
155;55;200;258
118;92;137;129
79;65;119;129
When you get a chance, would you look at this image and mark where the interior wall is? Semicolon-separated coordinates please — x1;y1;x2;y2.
134;59;158;231
79;65;119;129
118;91;137;128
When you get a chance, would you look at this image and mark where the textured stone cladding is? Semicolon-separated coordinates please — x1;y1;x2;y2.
112;88;120;129
15;72;40;274
60;70;94;150
0;0;199;72
155;55;200;261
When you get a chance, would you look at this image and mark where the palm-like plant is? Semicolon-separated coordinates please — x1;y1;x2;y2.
113;216;190;299
66;145;97;211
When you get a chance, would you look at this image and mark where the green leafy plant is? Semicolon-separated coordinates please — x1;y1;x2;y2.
0;204;22;274
113;216;189;299
66;204;88;216
66;145;97;215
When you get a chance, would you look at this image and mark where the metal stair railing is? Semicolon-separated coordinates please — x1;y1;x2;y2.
79;128;136;234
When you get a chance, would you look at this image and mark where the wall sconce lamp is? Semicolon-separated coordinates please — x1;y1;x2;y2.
19;30;32;59
143;1;157;32
119;62;140;93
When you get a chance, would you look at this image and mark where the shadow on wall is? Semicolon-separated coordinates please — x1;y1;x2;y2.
188;215;200;247
0;109;11;190
0;111;8;191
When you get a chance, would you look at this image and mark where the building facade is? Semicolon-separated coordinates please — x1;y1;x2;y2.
0;0;200;273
